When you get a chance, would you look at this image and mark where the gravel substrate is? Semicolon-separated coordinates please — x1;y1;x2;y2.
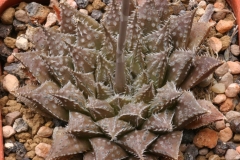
0;0;240;160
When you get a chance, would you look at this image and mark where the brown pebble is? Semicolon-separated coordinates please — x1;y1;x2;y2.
35;143;51;158
208;37;222;53
193;128;218;149
215;62;229;77
225;83;240;98
220;35;231;51
220;98;233;112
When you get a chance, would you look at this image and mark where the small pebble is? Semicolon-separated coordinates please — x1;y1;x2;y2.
13;19;27;31
4;37;16;49
215;120;226;131
226;111;240;122
44;13;57;28
219;98;233;112
196;8;205;16
14;9;29;23
230;44;240;56
220;35;230;51
213;2;225;10
193;128;218;149
3;126;16;138
225;149;240;160
67;0;78;9
218;72;233;88
2;74;19;92
86;4;94;13
92;0;106;10
212;94;226;104
35;143;51;158
225;83;240;98
15;142;27;159
0;24;13;38
4;142;16;155
208;37;222;53
37;126;53;138
213;140;228;156
214;62;229;77
13;118;29;133
91;9;103;20
230;118;240;133
218;127;233;142
227;61;240;74
198;1;207;9
75;0;89;9
208;154;220;160
233;134;240;142
212;11;227;22
1;7;15;24
5;111;22;126
198;148;209;156
79;9;88;15
16;36;28;50
216;20;234;34
16;2;28;10
184;144;198;160
211;83;225;93
25;2;50;24
7;54;16;63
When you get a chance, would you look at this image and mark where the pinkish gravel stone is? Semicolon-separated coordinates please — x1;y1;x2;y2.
225;149;240;160
214;62;229;77
212;94;226;104
2;74;19;92
44;13;57;28
219;72;233;88
218;127;233;142
35;143;51;158
231;44;240;56
2;126;16;138
208;37;222;53
225;83;240;98
5;111;22;126
227;61;240;74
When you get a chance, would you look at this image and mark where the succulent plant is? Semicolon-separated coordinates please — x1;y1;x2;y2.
13;0;225;159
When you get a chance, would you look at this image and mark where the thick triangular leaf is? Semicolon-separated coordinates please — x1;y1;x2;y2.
149;82;181;114
185;100;226;129
134;83;155;103
117;130;157;159
47;127;91;160
180;56;223;90
87;97;115;121
118;102;149;127
97;117;134;140
173;91;207;129
67;112;103;137
90;137;128;160
142;109;174;133
149;131;182;160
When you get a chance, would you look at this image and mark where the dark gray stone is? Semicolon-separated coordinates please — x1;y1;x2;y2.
25;2;41;17
0;24;12;38
13;19;27;31
13;118;29;133
15;142;27;160
91;10;103;21
230;118;240;134
75;0;89;9
0;39;12;61
103;0;110;4
213;140;228;156
184;144;198;160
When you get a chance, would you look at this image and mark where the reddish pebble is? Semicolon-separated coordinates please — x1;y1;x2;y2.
213;94;226;104
220;98;233;112
193;128;218;149
236;146;240;154
219;127;233;142
215;62;229;77
225;83;240;98
35;143;51;158
216;20;234;34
